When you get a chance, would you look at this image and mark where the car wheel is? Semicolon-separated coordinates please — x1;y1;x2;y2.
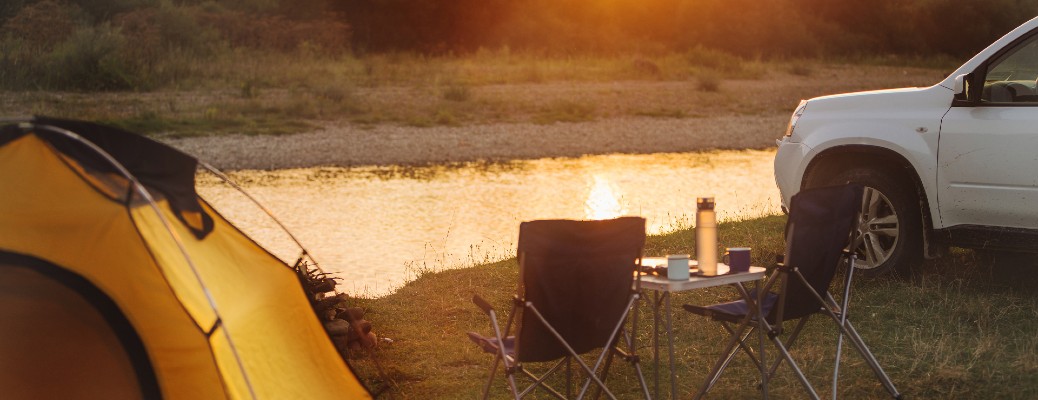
812;167;923;276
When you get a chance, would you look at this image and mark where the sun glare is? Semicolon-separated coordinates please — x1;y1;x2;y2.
584;175;626;220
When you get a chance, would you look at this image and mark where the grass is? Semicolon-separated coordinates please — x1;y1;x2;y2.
0;52;953;136
349;215;1038;399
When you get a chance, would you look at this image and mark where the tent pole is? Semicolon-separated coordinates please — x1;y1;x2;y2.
31;123;260;400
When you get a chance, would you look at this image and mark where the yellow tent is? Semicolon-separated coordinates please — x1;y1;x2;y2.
0;118;371;399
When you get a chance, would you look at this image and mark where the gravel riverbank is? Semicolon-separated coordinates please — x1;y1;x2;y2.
162;114;787;169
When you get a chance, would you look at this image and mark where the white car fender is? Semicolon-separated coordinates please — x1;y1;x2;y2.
783;85;955;227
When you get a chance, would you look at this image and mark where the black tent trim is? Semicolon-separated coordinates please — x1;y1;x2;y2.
1;118;214;239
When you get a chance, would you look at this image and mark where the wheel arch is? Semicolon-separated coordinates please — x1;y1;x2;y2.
801;145;945;259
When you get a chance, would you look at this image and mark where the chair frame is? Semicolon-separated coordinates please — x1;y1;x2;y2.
686;185;902;400
468;219;651;400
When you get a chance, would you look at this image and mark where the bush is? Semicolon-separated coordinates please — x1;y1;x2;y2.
198;7;350;54
686;46;744;73
1;0;81;53
696;70;721;92
43;25;136;90
0;0;87;89
441;82;471;102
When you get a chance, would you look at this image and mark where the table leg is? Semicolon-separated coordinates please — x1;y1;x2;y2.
653;290;660;399
757;281;768;400
665;292;676;399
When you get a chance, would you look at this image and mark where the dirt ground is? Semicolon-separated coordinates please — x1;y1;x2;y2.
161;114;788;169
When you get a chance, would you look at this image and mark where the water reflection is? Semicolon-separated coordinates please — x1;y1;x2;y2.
585;175;625;220
197;149;779;297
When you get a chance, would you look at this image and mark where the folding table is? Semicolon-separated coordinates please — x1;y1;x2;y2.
639;258;768;399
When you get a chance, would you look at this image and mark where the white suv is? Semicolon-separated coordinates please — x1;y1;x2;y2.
774;16;1038;275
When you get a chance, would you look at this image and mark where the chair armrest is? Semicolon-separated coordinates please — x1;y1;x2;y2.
770;256;791;272
472;294;494;316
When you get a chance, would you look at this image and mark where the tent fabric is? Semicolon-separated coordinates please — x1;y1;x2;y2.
29;116;213;238
0;121;371;399
0;255;158;399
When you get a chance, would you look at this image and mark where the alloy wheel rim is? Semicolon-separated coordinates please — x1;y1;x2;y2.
853;187;900;270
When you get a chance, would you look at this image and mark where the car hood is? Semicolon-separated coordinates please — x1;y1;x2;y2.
805;85;953;112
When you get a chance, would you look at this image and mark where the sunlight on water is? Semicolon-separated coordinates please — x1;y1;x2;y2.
197;149;780;297
585;175;626;220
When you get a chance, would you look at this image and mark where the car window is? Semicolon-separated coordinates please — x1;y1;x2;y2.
982;34;1038;104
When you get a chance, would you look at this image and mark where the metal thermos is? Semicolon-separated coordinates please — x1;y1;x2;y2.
696;197;717;276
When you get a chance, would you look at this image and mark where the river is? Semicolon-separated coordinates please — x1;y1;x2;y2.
197;149;780;297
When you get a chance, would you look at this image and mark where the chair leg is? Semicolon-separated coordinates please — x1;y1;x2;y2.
517;360;569;399
694;315;755;400
593;348;609;400
720;322;763;371
763;317;810;382
619;326;652;400
525;305;619;400
708;327;756;394
838;320;902;398
768;333;821;400
481;353;507;400
567;357;573;399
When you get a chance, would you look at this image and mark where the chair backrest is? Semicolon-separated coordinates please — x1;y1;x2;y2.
515;217;646;362
772;184;863;322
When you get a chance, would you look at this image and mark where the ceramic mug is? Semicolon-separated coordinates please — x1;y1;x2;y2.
667;254;690;280
724;247;751;273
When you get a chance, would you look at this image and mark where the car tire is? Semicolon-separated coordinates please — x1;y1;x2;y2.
811;166;923;276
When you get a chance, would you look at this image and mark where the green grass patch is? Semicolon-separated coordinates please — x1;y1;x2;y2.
351;215;1038;399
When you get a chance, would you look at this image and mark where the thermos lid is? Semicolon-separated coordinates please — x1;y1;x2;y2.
696;197;715;210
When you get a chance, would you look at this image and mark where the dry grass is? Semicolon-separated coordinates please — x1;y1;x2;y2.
0;54;950;136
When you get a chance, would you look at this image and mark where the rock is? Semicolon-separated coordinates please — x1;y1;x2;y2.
337;307;366;322
324;319;350;336
331;335;350;354
363;332;377;349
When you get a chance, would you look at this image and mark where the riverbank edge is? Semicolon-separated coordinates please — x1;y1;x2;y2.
160;115;787;170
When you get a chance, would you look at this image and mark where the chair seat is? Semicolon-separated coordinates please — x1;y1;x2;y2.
467;332;516;356
682;291;779;324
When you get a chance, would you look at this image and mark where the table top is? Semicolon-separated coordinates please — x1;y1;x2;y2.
638;257;765;292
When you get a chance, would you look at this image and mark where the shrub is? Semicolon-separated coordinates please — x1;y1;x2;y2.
686;45;744;73
0;0;87;89
787;63;813;77
441;82;471;102
1;0;81;53
632;58;662;78
197;8;351;54
43;25;136;90
696;70;721;92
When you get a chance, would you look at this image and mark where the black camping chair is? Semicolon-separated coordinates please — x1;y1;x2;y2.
466;217;651;399
682;184;902;399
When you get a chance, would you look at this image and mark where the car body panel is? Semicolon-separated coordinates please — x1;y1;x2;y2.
775;86;952;227
939;104;1038;229
775;16;1038;238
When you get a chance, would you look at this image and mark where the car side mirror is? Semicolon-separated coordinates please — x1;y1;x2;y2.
953;74;967;94
953;73;974;102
